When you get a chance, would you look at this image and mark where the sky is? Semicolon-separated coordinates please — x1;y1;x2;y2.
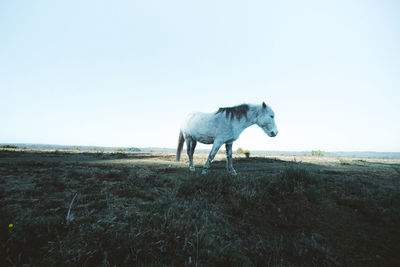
1;0;399;152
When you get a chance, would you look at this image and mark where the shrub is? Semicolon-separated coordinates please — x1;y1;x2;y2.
0;145;18;149
311;150;324;156
277;166;322;202
237;148;250;157
124;147;141;152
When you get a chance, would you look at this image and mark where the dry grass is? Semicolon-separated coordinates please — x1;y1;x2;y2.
0;149;399;266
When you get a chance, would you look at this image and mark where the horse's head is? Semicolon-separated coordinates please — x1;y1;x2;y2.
256;102;278;137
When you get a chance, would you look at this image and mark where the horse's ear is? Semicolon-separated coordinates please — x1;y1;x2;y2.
262;102;267;109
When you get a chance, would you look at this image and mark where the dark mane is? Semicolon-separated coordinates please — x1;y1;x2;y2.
215;104;249;120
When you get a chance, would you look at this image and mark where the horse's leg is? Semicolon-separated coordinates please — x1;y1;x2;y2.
189;140;197;171
201;140;223;175
225;143;237;175
186;138;196;172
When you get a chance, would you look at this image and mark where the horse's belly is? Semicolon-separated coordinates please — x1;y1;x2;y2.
195;135;214;144
182;112;216;144
186;132;214;144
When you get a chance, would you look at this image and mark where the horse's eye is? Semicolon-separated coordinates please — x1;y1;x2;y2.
271;115;274;119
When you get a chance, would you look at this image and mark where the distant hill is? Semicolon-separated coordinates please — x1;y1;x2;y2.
257;150;400;159
1;143;400;159
0;143;141;152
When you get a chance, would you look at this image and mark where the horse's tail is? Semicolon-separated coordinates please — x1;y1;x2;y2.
176;130;185;162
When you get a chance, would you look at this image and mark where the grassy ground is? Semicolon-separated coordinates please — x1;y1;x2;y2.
0;149;399;266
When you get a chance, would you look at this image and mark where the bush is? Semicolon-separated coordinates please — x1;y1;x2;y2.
278;167;311;193
0;145;18;149
237;148;250;157
124;147;141;152
311;150;324;156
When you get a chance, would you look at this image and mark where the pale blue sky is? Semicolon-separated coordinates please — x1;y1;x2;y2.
1;0;399;151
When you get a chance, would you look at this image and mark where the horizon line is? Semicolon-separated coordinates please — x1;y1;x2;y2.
1;142;399;154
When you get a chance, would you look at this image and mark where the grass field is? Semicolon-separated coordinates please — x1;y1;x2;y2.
0;149;399;266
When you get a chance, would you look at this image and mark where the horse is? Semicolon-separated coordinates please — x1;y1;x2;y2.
176;102;278;175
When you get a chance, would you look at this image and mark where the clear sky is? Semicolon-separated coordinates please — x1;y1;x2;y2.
1;0;399;152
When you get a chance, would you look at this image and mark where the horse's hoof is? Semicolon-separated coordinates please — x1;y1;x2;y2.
230;169;238;176
189;166;195;172
201;169;208;175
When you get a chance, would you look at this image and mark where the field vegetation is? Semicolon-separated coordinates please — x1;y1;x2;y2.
0;150;399;266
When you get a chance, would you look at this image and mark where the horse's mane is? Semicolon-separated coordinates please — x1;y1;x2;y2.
216;104;249;120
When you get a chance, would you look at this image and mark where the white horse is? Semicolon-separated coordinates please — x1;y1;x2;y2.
176;102;278;175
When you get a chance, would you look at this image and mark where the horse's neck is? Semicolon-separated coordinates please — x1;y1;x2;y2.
234;106;258;131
